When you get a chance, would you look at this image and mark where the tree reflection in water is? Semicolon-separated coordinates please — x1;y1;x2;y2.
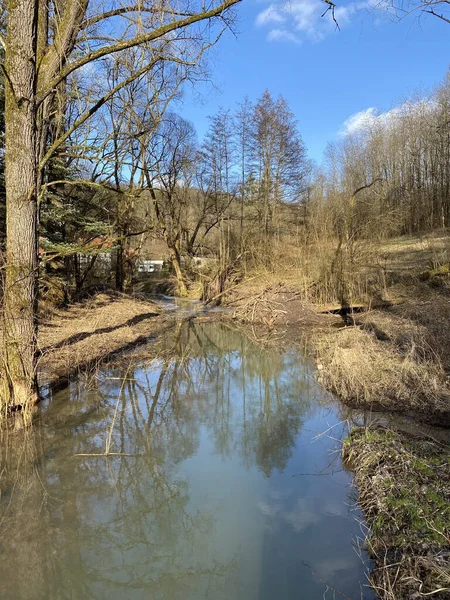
0;321;348;600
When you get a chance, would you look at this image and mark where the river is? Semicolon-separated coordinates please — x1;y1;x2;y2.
0;320;377;600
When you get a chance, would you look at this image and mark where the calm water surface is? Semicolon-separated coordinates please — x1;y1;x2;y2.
0;321;376;600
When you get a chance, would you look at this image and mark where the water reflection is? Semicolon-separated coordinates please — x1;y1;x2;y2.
0;322;375;600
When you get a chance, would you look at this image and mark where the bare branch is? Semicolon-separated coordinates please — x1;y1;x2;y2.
40;54;194;171
424;7;450;21
80;6;192;31
37;0;241;104
321;0;341;29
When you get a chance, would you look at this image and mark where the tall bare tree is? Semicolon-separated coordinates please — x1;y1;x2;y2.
144;113;198;296
252;90;309;239
234;97;253;250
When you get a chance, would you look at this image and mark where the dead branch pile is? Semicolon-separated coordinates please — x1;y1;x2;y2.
229;283;323;327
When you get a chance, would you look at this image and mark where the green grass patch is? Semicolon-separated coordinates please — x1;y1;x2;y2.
343;427;450;599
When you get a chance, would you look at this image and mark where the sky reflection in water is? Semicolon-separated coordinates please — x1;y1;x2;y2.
0;321;376;600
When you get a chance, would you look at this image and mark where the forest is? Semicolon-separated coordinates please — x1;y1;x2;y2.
0;1;449;600
4;62;450;317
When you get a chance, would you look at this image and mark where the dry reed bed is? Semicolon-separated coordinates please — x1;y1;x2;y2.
313;310;450;424
343;427;450;600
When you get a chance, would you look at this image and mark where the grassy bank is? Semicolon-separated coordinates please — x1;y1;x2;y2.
343;428;450;600
312;306;450;426
37;292;167;383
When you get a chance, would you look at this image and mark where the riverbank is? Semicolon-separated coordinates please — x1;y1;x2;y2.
312;298;450;427
343;427;450;600
37;292;167;383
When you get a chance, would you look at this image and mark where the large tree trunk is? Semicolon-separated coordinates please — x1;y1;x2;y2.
1;0;40;417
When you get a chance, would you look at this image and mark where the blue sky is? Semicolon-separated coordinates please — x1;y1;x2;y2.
181;0;449;163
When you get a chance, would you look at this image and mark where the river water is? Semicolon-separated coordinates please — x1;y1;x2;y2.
0;321;376;600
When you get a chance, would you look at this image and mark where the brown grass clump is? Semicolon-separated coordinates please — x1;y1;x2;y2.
343;427;450;600
313;322;450;422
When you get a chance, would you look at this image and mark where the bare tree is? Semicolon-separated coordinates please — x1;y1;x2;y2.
144;113;198;296
252;90;309;240
234;97;253;251
1;0;241;417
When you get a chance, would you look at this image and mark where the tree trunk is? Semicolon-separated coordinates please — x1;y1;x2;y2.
1;0;40;417
168;246;187;297
115;238;125;292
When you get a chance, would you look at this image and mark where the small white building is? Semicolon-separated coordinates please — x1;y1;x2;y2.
137;259;165;273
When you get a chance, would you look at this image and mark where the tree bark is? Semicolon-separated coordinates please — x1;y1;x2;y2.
1;0;40;416
168;245;187;297
115;240;125;293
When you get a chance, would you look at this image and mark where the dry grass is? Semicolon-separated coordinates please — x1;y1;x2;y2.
235;232;450;307
313;321;450;422
378;233;450;275
37;291;166;383
385;286;450;372
343;427;450;600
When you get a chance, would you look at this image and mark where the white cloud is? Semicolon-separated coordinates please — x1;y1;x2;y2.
283;498;322;532
256;0;371;44
340;99;435;136
315;557;357;581
267;28;302;44
255;6;286;27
